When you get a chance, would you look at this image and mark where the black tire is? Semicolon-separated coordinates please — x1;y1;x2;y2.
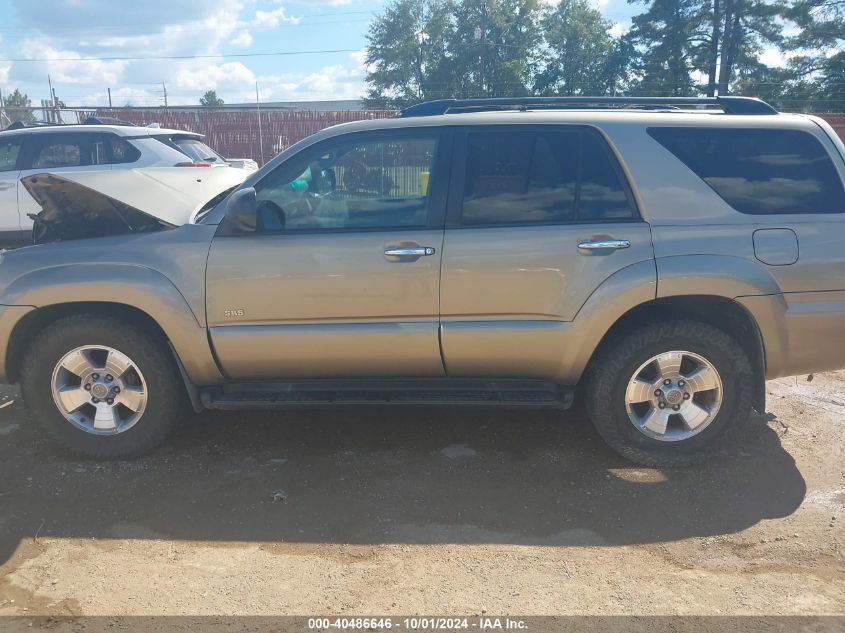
584;320;755;466
21;314;186;459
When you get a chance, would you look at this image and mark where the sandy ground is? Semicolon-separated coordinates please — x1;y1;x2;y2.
0;371;843;624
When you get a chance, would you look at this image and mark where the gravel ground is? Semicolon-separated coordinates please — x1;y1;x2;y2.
0;372;842;625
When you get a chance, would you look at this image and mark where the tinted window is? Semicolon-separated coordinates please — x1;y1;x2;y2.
254;135;437;231
30;133;108;169
461;129;635;225
108;136;141;164
0;136;23;172
172;138;224;163
648;127;845;215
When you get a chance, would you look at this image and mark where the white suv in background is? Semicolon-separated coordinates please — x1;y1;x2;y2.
0;121;256;246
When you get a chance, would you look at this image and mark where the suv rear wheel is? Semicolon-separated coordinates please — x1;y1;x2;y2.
585;320;755;466
21;314;186;458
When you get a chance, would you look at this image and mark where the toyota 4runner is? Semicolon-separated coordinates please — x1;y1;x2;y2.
1;96;844;465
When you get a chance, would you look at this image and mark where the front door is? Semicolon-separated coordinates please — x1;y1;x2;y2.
206;129;450;380
439;125;655;378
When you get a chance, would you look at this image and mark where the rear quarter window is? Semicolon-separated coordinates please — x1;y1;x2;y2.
648;127;845;215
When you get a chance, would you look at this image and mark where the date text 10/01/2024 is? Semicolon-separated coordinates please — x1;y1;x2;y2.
307;617;529;630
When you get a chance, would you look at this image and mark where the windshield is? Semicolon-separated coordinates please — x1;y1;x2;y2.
172;138;225;163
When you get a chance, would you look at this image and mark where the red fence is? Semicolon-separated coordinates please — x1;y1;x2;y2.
821;113;845;141
93;109;391;164
96;108;845;164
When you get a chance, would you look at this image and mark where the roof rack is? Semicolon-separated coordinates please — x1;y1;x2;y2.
83;116;135;126
398;96;778;117
4;120;60;130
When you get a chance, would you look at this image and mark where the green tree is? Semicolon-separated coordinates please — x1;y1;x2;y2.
3;88;36;123
627;0;709;96
364;0;455;107
200;90;224;107
446;0;543;98
364;0;542;106
534;0;630;96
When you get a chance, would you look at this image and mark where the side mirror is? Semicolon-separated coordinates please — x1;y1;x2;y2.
223;187;257;232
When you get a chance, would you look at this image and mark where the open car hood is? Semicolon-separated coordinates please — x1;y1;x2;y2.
22;173;175;244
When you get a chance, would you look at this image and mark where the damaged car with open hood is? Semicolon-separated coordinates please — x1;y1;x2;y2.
0;120;253;245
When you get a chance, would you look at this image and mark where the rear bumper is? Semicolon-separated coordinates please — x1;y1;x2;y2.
0;305;35;383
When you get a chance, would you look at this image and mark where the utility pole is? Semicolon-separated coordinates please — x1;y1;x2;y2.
108;88;112;109
47;74;54;122
479;1;487;97
162;82;168;108
255;82;265;165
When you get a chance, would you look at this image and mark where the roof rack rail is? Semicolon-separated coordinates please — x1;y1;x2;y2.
398;96;778;117
4;120;61;130
83;115;136;126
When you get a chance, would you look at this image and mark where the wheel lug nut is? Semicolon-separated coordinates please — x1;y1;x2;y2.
654;389;663;397
672;405;680;411
105;374;113;382
658;402;666;409
92;373;99;380
663;379;672;386
92;397;99;403
683;393;691;400
107;398;114;405
678;380;685;387
84;383;92;391
113;387;121;394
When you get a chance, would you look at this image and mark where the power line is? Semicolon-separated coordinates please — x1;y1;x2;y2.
0;48;362;63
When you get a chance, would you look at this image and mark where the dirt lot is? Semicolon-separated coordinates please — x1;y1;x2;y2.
0;371;843;625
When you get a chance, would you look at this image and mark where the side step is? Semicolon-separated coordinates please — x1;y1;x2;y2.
200;379;575;411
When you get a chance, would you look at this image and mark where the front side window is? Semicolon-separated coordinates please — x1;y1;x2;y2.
30;133;108;169
254;135;437;232
648;127;845;215
0;136;23;172
461;128;635;226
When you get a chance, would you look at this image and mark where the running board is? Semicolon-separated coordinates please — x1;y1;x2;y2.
200;379;575;411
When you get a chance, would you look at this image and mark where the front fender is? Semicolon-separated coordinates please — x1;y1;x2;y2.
3;264;224;385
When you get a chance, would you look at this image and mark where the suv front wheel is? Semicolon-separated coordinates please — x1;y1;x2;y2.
585;320;755;466
21;314;186;458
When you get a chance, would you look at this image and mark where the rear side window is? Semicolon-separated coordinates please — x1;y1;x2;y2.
171;137;224;163
461;128;636;225
648;127;845;215
0;136;23;172
29;133;109;169
108;136;141;164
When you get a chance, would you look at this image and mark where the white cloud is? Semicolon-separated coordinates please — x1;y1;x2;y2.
253;7;300;29
248;62;365;103
760;47;786;68
16;39;126;85
175;61;257;91
231;30;254;48
609;21;630;37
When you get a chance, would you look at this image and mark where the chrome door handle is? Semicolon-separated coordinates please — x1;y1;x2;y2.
384;246;436;257
578;239;631;251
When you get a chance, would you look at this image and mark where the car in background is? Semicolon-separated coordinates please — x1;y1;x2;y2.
0;120;255;246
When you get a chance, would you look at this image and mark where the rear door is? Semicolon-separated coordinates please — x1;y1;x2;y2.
17;131;111;230
0;133;26;243
440;125;655;378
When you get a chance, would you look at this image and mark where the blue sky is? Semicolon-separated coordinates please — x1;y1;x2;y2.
0;0;642;107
